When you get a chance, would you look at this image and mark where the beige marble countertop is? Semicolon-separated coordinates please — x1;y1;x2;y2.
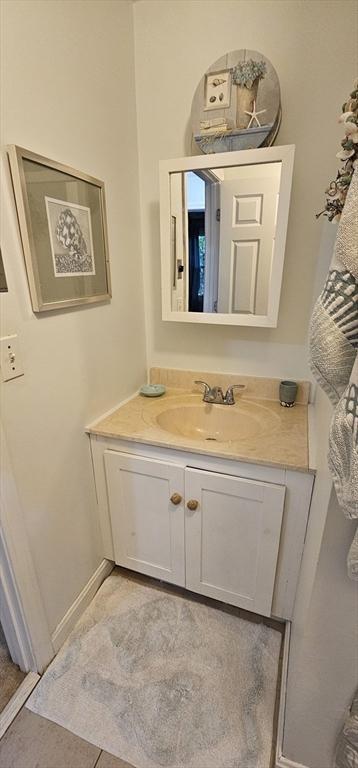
87;388;310;472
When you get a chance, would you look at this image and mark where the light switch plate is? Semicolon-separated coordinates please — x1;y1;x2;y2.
0;335;24;382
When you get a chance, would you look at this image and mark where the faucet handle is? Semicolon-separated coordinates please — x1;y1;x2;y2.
225;384;246;404
194;380;211;394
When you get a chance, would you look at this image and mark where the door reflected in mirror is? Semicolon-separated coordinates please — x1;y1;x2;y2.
160;146;294;327
171;162;281;316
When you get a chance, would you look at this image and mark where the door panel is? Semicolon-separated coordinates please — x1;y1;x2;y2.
218;164;281;315
185;467;285;616
104;451;185;585
232;240;258;313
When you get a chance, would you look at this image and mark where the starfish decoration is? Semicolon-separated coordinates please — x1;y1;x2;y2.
244;101;266;129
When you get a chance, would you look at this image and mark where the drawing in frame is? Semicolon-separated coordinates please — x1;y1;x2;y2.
204;69;231;111
7;145;111;312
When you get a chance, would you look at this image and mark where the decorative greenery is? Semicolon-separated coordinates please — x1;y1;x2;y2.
317;82;358;221
232;59;266;89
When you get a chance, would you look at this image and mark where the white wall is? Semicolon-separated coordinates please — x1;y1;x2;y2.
132;5;357;764
280;214;358;766
133;0;357;380
0;0;147;634
1;6;357;756
285;485;357;767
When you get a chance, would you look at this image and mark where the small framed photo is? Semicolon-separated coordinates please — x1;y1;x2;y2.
204;69;231;111
8;145;111;312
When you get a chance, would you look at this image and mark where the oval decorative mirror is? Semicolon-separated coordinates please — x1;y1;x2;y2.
191;49;281;155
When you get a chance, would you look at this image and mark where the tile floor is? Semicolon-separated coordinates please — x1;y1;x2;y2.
0;707;134;768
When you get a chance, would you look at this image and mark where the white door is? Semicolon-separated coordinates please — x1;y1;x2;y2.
170;172;188;311
104;451;185;586
218;163;281;315
185;468;285;616
203;178;220;313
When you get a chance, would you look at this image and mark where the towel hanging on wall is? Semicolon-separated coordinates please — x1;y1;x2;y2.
326;169;358;579
310;165;358;579
313;81;358;768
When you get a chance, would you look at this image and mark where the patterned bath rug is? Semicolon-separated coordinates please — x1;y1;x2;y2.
27;570;282;768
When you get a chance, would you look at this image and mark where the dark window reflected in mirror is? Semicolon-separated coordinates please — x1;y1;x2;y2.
187;173;206;312
188;211;205;312
0;249;8;292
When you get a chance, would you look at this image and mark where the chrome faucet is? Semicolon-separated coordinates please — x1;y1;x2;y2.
195;380;245;405
224;384;246;405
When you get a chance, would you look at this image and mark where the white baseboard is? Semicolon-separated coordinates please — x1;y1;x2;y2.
275;621;291;767
276;756;310;768
0;671;40;738
275;622;311;768
51;559;114;653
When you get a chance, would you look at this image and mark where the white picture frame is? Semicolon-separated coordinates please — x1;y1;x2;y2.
204;69;231;111
159;145;295;328
7;145;111;312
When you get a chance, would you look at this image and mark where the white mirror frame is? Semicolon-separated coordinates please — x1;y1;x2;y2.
160;145;295;327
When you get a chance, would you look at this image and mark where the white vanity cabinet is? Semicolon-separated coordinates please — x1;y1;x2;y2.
104;451;286;617
104;451;186;586
91;436;313;621
185;467;285;616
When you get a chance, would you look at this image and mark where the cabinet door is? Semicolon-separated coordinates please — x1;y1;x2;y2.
104;451;185;586
185;468;285;616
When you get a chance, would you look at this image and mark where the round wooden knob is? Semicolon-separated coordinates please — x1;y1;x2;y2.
170;493;182;505
187;499;199;511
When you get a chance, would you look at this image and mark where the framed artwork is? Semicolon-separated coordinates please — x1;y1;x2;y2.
8;145;111;312
204;69;231;111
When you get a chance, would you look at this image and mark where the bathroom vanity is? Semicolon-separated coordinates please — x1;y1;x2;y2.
88;370;314;622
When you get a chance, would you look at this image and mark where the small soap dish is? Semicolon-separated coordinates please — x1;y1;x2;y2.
140;384;166;398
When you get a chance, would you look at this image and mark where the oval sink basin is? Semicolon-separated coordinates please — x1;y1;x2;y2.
156;403;266;443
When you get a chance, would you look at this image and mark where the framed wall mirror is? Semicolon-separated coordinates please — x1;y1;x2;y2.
160;145;294;327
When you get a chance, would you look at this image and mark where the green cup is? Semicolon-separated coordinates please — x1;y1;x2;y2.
279;380;298;407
